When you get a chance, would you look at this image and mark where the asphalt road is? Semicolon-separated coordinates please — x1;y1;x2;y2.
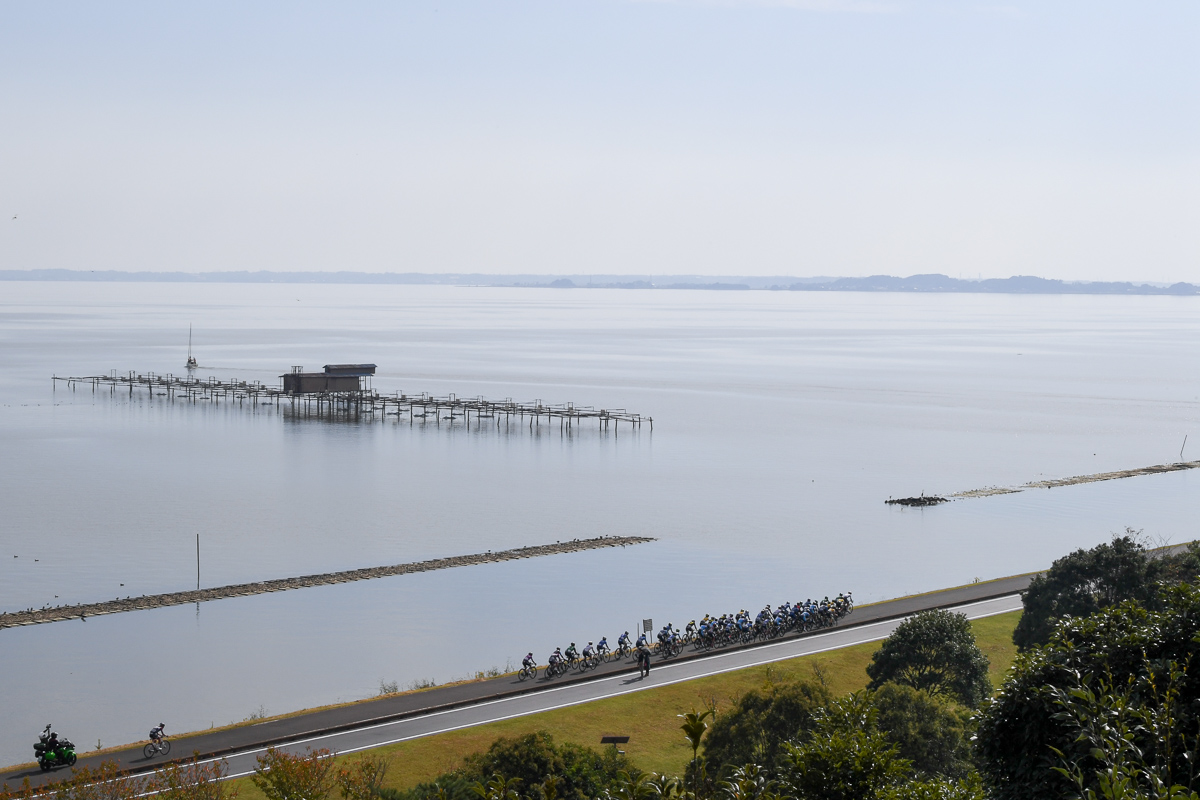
211;594;1023;782
1;574;1029;789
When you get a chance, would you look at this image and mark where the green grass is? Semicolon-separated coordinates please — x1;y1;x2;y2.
228;610;1021;798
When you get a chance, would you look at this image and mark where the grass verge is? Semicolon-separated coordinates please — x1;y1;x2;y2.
228;610;1021;799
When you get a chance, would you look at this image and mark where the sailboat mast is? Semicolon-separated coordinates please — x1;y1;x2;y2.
186;324;197;369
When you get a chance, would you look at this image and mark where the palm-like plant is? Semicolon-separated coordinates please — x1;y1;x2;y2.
471;774;523;800
603;770;676;800
680;709;715;798
715;765;782;800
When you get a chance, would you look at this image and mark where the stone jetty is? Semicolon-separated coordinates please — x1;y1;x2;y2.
901;459;1200;503
0;536;655;630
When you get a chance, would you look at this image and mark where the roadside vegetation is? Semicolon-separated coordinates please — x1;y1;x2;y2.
9;533;1200;800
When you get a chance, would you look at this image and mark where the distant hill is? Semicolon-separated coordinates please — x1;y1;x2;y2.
783;274;1198;295
0;270;1194;295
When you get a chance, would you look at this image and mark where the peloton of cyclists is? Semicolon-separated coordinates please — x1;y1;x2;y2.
526;591;854;679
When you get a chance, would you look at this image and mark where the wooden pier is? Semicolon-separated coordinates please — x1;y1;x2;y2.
52;372;650;432
0;536;655;630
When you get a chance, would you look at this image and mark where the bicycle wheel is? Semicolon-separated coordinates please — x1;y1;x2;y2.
160;740;171;756
144;744;157;759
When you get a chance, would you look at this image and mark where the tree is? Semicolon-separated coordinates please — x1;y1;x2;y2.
975;582;1200;800
1012;533;1162;650
703;680;832;771
871;684;972;779
679;709;714;797
780;693;912;800
252;747;336;800
866;610;991;707
401;732;629;800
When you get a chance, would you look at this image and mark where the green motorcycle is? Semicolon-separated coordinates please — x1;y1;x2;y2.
34;726;78;772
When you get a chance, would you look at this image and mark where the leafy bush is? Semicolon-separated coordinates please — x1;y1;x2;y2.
252;747;336;800
152;756;238;800
866;610;991;708
975;582;1200;800
398;732;629;800
871;684;972;780
780;693;911;800
703;680;832;771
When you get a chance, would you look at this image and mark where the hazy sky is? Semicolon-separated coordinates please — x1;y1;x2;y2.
1;1;1197;280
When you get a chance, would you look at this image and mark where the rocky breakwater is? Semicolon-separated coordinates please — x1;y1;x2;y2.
0;535;656;630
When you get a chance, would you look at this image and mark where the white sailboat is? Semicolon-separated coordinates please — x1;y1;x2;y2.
186;325;198;370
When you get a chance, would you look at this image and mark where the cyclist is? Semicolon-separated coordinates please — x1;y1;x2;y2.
522;652;536;670
564;642;579;664
582;642;595;664
636;632;648;648
149;723;165;747
548;647;563;668
636;643;651;677
596;636;610;657
618;631;631;652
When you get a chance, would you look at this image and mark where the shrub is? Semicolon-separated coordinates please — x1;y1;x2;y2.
866;610;991;708
703;680;832;772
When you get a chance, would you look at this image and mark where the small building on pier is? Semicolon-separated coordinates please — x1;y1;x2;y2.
281;364;376;394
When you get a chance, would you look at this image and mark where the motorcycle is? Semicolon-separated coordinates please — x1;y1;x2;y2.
34;725;77;772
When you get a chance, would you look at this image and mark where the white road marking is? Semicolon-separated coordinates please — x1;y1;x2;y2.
206;594;1022;778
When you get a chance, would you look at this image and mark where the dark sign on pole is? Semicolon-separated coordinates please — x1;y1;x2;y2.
643;619;653;634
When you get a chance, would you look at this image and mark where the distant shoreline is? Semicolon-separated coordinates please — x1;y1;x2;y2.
0;270;1195;296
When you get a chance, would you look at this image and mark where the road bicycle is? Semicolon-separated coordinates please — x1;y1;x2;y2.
518;663;538;681
144;739;171;759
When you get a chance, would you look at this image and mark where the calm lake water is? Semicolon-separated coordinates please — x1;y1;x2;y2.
1;281;1197;767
